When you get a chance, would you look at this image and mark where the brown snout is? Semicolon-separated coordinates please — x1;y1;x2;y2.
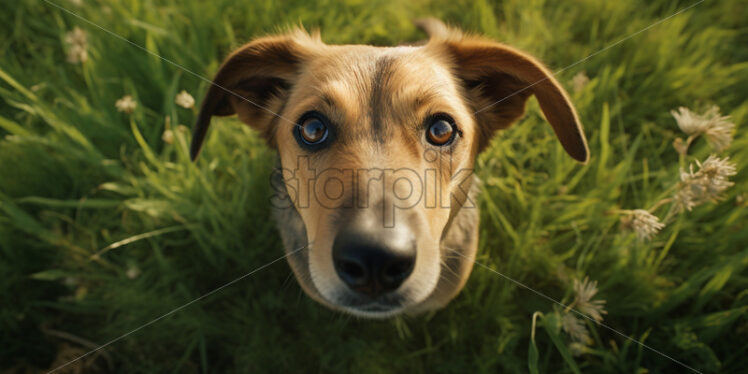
332;221;416;298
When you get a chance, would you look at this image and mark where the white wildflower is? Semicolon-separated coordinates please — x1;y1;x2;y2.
562;313;591;344
64;27;87;51
572;277;607;322
674;155;737;213
162;124;189;144
126;266;140;279
673;187;697;213
572;71;589;93
115;95;137;114
162;117;174;144
162;129;174;144
620;209;665;241
703;115;734;153
568;342;589;357
671;107;706;135
175;90;195;109
671;106;734;152
64;27;88;64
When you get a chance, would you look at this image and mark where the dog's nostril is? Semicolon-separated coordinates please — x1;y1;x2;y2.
335;259;367;286
339;261;364;278
383;259;414;280
380;257;414;292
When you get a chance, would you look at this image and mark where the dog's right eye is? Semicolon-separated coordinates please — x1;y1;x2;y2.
295;113;330;147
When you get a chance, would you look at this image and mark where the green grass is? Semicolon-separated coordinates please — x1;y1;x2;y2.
1;0;746;372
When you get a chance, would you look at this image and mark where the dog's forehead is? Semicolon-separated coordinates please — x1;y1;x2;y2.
307;45;457;99
295;45;462;143
308;45;444;78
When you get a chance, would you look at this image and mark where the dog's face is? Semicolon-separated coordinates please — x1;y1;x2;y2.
190;25;588;317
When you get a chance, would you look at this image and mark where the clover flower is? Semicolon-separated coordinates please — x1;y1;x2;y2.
572;71;590;93
703;115;734;153
126;266;140;279
64;27;88;64
671;106;734;152
175;90;195;109
674;155;737;213
620;209;665;241
161;117;174;144
562;313;591;344
162;129;174;144
560;277;607;354
568;342;589;357
115;95;137;114
571;277;607;323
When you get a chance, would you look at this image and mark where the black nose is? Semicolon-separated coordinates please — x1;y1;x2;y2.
332;231;416;297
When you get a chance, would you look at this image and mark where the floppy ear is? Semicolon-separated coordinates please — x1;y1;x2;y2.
190;31;317;160
437;37;589;162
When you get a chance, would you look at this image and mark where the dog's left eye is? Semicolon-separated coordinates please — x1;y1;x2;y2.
297;115;329;145
426;116;457;146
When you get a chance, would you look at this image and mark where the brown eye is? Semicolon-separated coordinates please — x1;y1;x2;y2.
426;118;456;145
299;116;328;145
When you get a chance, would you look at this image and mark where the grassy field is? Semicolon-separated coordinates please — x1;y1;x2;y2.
1;0;746;372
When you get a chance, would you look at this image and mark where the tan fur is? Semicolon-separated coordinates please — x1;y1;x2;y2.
191;19;588;318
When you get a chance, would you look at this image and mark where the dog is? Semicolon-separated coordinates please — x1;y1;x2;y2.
189;19;588;318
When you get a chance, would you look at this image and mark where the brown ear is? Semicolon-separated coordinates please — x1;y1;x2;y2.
190;31;317;160
440;38;589;163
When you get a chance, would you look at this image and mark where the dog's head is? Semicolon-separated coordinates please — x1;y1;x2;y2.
190;21;588;317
